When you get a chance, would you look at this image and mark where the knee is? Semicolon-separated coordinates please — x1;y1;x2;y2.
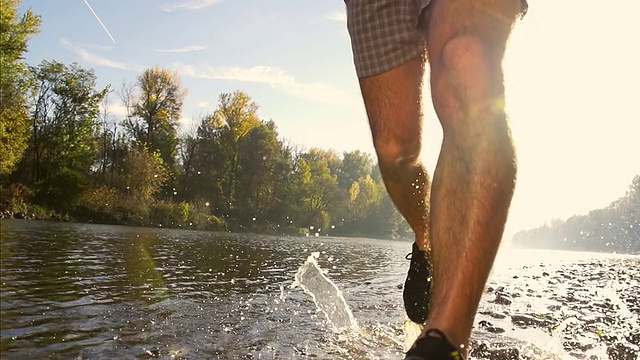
439;34;489;74
432;34;505;131
435;34;494;99
373;135;421;170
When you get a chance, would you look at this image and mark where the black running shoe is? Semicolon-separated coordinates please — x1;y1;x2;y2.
405;329;466;360
403;242;432;324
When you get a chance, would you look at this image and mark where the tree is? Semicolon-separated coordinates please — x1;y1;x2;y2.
339;150;374;190
95;95;120;183
24;61;108;183
346;174;380;224
18;61;108;209
177;131;199;200
209;91;261;214
236;120;285;223
0;0;41;175
512;174;640;254
187;113;227;209
124;67;186;171
118;146;169;203
297;149;341;232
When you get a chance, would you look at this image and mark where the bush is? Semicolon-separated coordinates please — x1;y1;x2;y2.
77;185;119;222
204;214;226;231
28;204;55;220
35;169;88;211
0;183;33;214
149;200;184;227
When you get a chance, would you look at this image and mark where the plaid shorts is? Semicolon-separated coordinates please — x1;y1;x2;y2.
345;0;529;78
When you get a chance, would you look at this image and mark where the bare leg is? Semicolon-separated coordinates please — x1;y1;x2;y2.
359;56;431;250
418;0;521;353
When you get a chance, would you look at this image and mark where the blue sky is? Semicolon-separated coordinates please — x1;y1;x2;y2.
21;0;363;151
19;0;640;238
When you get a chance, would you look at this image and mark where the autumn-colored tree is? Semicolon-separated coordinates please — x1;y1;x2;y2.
208;91;261;214
120;146;168;202
0;0;41;175
124;67;186;171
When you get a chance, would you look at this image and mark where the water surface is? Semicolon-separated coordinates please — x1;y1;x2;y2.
1;220;638;359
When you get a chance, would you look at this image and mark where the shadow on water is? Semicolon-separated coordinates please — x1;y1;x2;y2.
0;220;638;359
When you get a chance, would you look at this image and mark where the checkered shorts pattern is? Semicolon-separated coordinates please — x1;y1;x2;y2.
345;0;432;78
345;0;528;78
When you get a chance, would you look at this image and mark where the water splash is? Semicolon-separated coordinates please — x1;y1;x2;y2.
402;319;423;351
291;252;359;333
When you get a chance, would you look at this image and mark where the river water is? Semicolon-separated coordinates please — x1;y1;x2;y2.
0;220;638;359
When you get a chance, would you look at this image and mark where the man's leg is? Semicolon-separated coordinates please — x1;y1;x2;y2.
359;55;434;325
417;0;522;353
345;0;436;325
359;56;430;251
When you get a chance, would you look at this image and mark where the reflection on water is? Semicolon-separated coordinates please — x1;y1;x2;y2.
0;220;638;359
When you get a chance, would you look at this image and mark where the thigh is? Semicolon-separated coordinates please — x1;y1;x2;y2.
358;57;425;160
425;0;526;64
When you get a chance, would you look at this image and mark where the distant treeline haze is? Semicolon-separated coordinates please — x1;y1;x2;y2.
513;175;640;254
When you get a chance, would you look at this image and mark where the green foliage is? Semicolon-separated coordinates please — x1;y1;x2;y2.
19;60;108;183
77;184;119;222
211;91;262;214
339;150;374;189
0;48;408;238
237;121;283;220
148;200;183;227
35;168;88;211
0;0;41;175
118;146;169;203
296;149;341;230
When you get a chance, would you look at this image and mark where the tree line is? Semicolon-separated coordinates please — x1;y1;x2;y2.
512;175;640;254
0;1;412;238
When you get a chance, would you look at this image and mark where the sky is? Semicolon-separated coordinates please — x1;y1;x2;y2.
18;0;640;241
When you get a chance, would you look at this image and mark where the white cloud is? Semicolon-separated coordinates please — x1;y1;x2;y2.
100;102;128;117
196;101;209;108
173;63;357;108
60;39;355;109
155;45;207;53
161;0;223;12
327;11;347;22
179;116;195;127
60;38;142;71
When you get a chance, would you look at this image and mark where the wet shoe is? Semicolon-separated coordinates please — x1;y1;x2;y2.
405;329;466;360
403;242;432;324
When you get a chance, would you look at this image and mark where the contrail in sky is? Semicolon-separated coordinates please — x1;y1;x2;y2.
82;0;117;44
